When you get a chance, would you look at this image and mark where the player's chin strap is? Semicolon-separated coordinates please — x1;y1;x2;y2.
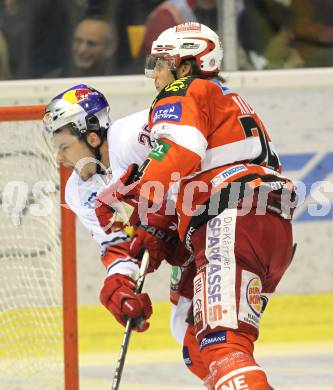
92;141;105;175
83;135;107;174
83;114;109;174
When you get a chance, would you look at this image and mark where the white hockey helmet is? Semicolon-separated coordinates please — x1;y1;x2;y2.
43;84;110;138
145;22;223;78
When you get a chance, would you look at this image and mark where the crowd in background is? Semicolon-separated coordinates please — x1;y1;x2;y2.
0;0;332;80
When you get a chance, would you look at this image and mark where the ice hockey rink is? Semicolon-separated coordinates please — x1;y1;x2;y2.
75;245;333;390
78;343;333;390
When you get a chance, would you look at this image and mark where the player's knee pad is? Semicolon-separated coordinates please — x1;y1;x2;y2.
182;324;210;380
199;331;269;390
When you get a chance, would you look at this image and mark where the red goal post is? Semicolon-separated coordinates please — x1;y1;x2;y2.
0;105;79;390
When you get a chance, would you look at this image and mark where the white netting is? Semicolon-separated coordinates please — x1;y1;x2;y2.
0;119;64;389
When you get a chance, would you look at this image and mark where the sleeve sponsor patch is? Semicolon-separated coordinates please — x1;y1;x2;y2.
148;140;171;161
152;102;182;124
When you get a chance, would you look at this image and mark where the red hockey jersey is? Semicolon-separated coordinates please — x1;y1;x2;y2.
136;76;292;239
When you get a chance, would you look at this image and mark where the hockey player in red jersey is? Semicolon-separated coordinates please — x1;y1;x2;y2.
95;22;297;389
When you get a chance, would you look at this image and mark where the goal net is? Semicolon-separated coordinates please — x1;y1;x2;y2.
0;106;78;390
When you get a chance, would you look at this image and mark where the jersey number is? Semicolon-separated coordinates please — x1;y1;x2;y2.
239;116;280;171
138;124;153;149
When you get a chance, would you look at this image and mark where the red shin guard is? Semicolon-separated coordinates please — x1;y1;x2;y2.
200;332;270;389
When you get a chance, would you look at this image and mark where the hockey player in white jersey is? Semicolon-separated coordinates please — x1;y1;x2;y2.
42;84;193;336
43;84;156;330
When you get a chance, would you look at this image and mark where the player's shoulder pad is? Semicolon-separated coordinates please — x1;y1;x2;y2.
149;76;195;113
64;170;80;208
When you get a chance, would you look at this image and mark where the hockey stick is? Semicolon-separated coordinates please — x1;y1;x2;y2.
111;250;150;390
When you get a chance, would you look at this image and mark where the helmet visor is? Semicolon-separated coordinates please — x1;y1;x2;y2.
144;55;177;78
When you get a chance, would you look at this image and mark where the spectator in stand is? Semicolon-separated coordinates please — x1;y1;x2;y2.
290;0;333;67
192;0;255;71
0;0;29;78
114;0;158;74
0;0;76;79
194;0;217;31
28;0;72;78
238;0;303;70
137;0;197;62
136;0;250;71
0;30;11;79
48;15;118;77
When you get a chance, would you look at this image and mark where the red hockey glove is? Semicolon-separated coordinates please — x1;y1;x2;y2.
95;164;140;234
129;213;182;272
100;274;152;332
130;227;170;273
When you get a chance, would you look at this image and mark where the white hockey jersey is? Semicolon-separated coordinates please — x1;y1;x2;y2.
65;108;191;345
65;109;151;277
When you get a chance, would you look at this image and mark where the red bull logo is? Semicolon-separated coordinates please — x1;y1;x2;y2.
62;88;96;104
75;88;92;102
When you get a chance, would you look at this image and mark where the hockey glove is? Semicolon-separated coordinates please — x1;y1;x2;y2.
129;211;177;272
129;212;191;273
100;273;152;332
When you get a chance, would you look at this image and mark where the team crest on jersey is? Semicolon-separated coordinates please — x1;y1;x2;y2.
152;102;182;123
150;77;194;115
83;191;97;209
165;78;188;93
